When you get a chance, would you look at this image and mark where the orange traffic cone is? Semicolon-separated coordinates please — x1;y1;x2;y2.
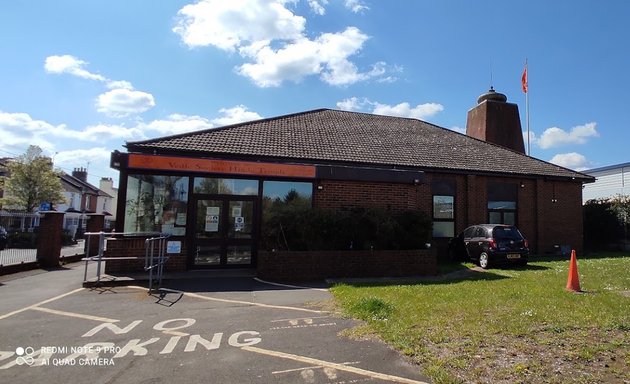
566;249;581;292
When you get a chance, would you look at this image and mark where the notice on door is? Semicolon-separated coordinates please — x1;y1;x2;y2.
234;216;244;231
205;215;219;232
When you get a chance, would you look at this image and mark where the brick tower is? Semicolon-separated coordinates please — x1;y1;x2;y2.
466;87;526;154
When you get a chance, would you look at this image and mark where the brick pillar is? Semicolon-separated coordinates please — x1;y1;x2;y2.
37;211;65;268
85;213;105;256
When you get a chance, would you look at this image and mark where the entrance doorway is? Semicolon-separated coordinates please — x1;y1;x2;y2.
190;196;257;268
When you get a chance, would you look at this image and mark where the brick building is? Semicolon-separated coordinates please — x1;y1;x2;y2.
107;89;593;279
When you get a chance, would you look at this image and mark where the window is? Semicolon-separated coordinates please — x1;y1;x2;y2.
193;178;258;195
261;181;313;250
432;195;455;237
487;182;518;226
124;175;189;235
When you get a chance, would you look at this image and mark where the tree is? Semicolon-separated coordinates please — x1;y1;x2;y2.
609;194;630;242
0;146;65;212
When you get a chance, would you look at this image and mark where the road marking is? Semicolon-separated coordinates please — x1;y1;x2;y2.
254;277;329;292
184;292;325;314
242;346;430;384
272;361;360;374
270;316;330;323
126;286;325;314
29;306;118;323
0;287;84;320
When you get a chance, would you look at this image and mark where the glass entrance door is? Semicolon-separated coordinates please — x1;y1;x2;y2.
192;196;256;267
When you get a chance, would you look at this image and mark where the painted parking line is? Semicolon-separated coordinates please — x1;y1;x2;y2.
29;306;119;323
0;288;85;321
242;346;430;384
127;285;326;314
254;277;329;292
272;360;360;374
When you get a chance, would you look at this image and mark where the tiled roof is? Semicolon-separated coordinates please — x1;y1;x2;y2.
126;109;593;181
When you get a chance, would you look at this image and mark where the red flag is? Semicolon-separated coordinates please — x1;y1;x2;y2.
521;65;528;93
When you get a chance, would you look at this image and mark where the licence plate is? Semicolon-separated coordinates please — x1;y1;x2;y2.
507;254;521;259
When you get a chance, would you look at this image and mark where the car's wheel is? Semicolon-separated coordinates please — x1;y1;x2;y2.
479;252;490;269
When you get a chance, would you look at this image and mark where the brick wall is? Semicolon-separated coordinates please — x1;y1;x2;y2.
314;180;429;212
258;249;437;282
104;237;187;274
312;173;585;258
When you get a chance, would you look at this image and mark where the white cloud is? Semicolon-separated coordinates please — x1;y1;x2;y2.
140;114;215;136
536;122;598;149
336;97;363;111
0;111;58;153
44;55;107;82
337;97;444;120
45;55;155;117
211;105;263;126
344;0;369;13
137;105;263;136
549;152;591;171
173;0;305;51
0;110;144;147
96;89;156;117
308;0;328;15
55;147;112;166
238;27;376;87
372;102;444;120
173;0;390;87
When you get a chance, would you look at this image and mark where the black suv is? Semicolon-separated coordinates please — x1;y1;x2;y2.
449;224;529;268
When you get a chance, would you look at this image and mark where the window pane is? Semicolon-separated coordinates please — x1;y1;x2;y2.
432;221;455;238
488;201;516;209
193;178;258;195
194;245;221;265
433;195;454;219
261;181;312;250
504;212;516;226
124;175;189;235
195;200;222;239
489;211;502;224
227;245;252;265
228;200;254;239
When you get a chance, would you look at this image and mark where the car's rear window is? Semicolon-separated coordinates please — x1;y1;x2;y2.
492;227;523;240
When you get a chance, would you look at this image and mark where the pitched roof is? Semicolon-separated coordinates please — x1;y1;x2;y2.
60;173;112;197
126;109;593;181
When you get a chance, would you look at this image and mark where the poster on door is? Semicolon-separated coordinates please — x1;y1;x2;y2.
234;216;244;231
205;215;219;232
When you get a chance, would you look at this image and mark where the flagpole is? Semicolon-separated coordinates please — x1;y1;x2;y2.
525;59;530;156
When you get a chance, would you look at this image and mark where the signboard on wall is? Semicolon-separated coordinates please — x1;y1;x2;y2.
166;241;182;254
128;153;316;179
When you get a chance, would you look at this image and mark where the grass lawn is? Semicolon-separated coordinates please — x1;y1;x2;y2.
330;252;630;383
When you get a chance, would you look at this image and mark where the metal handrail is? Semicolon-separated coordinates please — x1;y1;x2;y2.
82;231;167;286
144;233;171;292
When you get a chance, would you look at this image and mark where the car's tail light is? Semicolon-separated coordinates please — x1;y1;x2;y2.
488;239;497;249
524;239;529;248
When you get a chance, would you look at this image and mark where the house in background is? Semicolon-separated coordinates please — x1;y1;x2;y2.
58;168;113;237
98;177;118;229
582;162;630;203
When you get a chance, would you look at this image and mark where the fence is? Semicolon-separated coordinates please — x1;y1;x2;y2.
0;211;39;267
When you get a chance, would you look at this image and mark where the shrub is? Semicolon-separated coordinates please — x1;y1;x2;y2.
260;205;432;251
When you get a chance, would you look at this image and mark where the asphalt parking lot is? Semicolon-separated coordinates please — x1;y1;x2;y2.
0;263;430;383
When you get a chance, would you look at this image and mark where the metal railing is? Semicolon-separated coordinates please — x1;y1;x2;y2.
82;232;170;291
0;247;37;267
145;233;171;292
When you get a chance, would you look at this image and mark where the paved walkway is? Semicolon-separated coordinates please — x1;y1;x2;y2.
0;263;431;384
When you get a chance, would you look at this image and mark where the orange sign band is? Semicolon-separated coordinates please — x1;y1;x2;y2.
128;154;316;179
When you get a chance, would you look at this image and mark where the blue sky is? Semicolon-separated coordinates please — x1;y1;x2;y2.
1;0;629;187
